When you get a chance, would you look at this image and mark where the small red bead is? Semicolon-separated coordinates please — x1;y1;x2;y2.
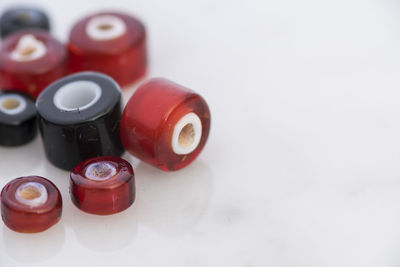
70;156;135;215
120;78;211;171
1;176;62;233
67;12;147;87
0;30;67;98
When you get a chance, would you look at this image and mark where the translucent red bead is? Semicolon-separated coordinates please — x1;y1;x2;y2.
70;156;135;215
120;78;211;171
0;6;212;234
0;30;67;98
1;176;62;233
67;12;147;87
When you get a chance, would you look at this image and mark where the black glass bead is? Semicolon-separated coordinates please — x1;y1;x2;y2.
0;7;50;38
36;71;124;171
0;91;37;146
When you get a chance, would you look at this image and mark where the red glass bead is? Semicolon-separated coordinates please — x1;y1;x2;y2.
0;30;67;98
70;156;135;215
120;78;211;171
1;176;62;233
67;12;147;87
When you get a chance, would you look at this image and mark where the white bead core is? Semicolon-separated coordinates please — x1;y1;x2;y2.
53;80;102;111
86;15;127;41
10;34;46;62
171;112;202;155
0;94;27;115
15;182;48;207
85;162;117;181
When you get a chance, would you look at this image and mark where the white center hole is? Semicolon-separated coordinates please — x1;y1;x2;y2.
98;23;113;31
172;113;202;155
11;34;46;62
19;185;41;199
1;98;20;110
179;123;195;148
15;182;48;207
86;15;127;41
53;80;102;111
85;162;117;181
0;94;27;115
19;46;36;56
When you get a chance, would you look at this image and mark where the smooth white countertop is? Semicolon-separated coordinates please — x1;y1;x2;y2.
2;0;400;266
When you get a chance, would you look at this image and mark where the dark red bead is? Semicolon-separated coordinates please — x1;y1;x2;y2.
67;12;147;87
0;30;67;98
1;176;62;233
120;78;211;171
70;156;135;215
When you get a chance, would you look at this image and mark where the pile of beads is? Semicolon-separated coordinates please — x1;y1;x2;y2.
0;6;211;233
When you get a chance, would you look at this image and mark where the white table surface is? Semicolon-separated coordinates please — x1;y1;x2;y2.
1;0;400;266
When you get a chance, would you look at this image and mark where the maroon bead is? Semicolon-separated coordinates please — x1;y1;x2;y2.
67;12;147;87
70;156;135;215
120;78;211;171
0;30;67;98
1;176;62;233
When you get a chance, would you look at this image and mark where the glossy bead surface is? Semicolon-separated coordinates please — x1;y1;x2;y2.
0;7;50;38
67;12;147;87
70;156;135;215
121;78;211;171
0;91;37;146
1;176;62;233
0;30;67;98
36;72;124;171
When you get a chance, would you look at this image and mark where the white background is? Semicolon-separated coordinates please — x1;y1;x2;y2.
1;0;400;266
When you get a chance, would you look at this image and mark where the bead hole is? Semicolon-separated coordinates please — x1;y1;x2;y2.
98;23;113;31
90;163;113;178
11;34;46;62
1;98;20;110
19;45;36;57
54;81;102;111
59;87;97;109
86;15;127;41
18;185;41;200
172;113;202;155
178;123;195;148
85;162;117;181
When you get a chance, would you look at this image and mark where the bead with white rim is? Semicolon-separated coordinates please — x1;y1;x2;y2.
172;112;202;155
36;71;124;170
86;15;126;41
53;80;102;111
0;94;26;115
68;12;147;87
70;156;135;215
85;161;117;181
0;91;37;146
15;182;48;207
1;176;62;233
10;34;46;62
0;30;67;98
120;78;211;171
